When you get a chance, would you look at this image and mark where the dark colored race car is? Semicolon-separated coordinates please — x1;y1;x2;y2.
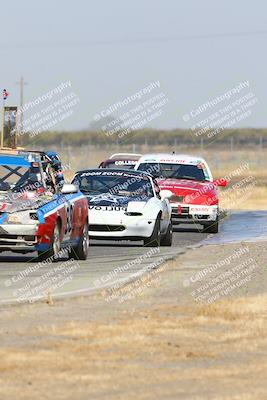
0;149;89;260
98;153;142;170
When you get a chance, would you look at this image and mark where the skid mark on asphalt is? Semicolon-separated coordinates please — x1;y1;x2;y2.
203;211;267;245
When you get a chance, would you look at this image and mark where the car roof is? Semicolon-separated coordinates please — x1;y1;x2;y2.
109;153;142;160
0;150;42;166
137;153;207;165
0;154;33;167
101;158;138;163
75;168;153;178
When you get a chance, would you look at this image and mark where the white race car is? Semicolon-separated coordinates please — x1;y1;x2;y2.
72;169;172;247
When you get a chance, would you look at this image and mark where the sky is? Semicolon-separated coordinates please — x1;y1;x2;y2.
1;0;267;131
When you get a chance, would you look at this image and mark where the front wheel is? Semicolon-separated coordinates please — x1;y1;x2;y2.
38;222;61;261
160;222;173;246
69;221;89;260
203;218;219;233
144;217;160;247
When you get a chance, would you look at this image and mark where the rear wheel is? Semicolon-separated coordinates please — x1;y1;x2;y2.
160;222;173;246
144;217;160;247
70;220;89;260
38;222;61;261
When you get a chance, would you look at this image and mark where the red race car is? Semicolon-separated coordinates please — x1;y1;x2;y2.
98;153;142;170
0;149;89;260
135;153;227;233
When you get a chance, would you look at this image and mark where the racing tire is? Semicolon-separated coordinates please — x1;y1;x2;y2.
144;217;160;247
160;222;173;246
69;220;89;260
38;222;61;261
203;218;219;234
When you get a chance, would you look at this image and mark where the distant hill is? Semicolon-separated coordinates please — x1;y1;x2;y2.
20;128;267;148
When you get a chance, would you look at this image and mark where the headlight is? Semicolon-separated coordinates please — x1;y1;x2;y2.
7;210;39;224
124;212;143;216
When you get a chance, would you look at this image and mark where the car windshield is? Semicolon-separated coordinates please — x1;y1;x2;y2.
74;172;154;198
137;162;210;181
0;164;43;192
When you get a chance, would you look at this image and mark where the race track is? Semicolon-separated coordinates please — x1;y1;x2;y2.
0;222;209;305
1;210;267;305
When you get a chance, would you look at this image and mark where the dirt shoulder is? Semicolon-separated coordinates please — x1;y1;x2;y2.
1;241;267;400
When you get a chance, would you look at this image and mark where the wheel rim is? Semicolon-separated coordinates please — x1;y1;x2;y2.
82;223;89;254
53;225;61;255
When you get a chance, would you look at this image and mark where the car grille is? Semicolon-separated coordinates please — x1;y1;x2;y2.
0;235;36;246
193;215;209;220
172;206;190;218
89;224;125;232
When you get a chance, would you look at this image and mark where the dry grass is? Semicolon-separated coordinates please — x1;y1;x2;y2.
1;294;267;399
196;295;267;320
220;186;267;211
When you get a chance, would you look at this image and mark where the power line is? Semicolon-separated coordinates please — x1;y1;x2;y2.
1;29;267;49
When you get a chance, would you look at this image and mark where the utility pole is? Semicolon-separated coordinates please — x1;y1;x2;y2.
16;76;28;134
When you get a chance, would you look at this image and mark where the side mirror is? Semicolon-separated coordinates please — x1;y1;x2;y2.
159;189;173;200
213;179;228;187
61;183;78;194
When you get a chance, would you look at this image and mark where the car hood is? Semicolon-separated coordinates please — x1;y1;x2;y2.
86;193;148;208
157;178;218;205
157;178;214;193
0;191;54;213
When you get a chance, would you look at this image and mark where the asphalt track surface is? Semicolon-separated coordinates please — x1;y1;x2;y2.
0;211;266;305
0;221;210;305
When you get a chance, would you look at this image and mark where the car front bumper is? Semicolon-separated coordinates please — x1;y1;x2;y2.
170;203;219;224
88;213;155;239
0;224;39;251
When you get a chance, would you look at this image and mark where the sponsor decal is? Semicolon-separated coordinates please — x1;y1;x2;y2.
89;205;127;211
90;194;118;203
114;160;137;165
158;159;198;164
191;206;210;212
81;170;146;179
